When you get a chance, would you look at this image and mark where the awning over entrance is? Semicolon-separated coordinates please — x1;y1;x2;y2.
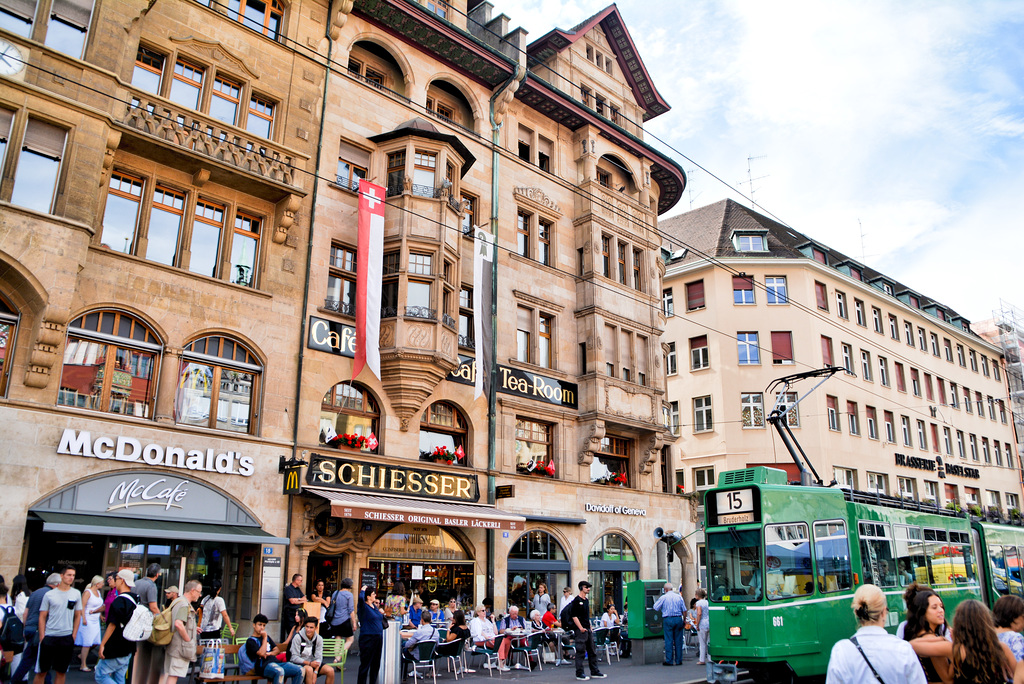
306;487;526;531
32;511;290;545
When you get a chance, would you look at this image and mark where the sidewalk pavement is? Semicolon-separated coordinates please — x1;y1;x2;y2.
61;649;719;684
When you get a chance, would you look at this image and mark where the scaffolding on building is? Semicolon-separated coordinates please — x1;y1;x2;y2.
990;300;1024;464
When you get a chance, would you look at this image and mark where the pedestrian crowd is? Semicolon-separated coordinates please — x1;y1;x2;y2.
827;581;1024;684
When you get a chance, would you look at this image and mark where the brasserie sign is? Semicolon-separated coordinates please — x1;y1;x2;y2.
306;453;480;502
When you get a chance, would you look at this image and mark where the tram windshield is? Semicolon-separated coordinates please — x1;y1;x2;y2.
707;529;761;602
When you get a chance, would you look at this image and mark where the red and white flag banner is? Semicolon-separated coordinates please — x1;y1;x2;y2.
354;179;385;380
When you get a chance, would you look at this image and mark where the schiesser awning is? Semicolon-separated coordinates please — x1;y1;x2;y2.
304;487;526;531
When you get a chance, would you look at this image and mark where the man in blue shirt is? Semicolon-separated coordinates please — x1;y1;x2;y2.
244;614;303;684
11;574;59;684
652;583;686;666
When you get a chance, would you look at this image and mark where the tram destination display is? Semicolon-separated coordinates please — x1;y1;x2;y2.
715;488;755;524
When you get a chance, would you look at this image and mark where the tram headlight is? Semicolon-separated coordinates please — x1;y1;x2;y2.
729;626;742;637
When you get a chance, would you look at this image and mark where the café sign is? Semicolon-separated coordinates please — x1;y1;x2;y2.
307;316;355;358
894;453;979;480
307;453;480;503
447;357;578;410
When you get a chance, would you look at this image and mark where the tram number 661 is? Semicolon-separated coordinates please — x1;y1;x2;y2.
772;616;784;627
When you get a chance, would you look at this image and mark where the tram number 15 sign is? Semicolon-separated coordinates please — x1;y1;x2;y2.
716;488;755;525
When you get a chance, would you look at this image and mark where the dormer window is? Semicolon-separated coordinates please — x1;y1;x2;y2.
733;233;767;252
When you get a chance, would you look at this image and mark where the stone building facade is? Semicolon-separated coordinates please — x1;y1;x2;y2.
0;0;693;629
660;200;1020;586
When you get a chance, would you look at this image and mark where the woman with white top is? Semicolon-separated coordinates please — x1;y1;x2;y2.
75;575;105;672
826;584;926;684
600;605;621;629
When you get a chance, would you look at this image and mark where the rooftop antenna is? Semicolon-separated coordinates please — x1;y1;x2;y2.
742;155;769;211
686;168;702;209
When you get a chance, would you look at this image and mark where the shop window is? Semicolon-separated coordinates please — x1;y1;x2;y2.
419;401;467;465
0;295;20;397
591;435;630;487
515;418;553;476
227;0;283;39
326;243;356;315
369;524;474;610
588;533;638;616
58;310;160;418
176;335;260;433
319;381;379;451
508;531;569;614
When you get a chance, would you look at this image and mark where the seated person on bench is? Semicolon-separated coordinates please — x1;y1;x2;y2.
289;617;335;684
245;614;304;684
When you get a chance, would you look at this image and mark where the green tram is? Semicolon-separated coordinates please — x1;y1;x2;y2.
704;465;1024;682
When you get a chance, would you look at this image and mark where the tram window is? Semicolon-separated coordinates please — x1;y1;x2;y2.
925;528;955;587
858;521;897;587
953;532;978;587
707;529;760;603
990;545;1009;596
765;523;813;600
1004;547;1022;596
813;521;852;593
894;525;929;587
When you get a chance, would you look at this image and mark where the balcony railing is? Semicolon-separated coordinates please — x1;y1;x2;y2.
324;298;355;316
442;313;456;329
405;306;437;321
458;334;475;349
334;175;360;192
411;184;443;198
119;94;300;191
381;306;398;318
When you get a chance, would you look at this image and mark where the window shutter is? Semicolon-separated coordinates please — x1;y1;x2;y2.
815;282;827;309
51;0;92;26
686;280;705;309
0;108;13;140
690;335;707;350
23;118;66;159
337;140;370;169
771;331;793;364
820;336;833;366
517;306;531;332
732;275;752;290
1;0;36;21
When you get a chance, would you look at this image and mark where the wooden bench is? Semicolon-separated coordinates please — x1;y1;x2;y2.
194;639;346;684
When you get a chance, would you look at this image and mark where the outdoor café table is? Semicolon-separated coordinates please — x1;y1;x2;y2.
549;628;567;666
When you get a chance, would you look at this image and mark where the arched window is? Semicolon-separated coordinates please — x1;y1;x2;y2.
228;0;283;39
176;335;260;433
507;531;569;614
319;381;379;452
0;295;20;396
588;533;639;615
58;310;160;417
419;401;467;465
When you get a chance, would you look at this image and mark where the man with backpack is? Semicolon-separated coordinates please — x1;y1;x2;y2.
96;570;140;684
11;573;59;684
289;617;334;684
243;614;303;684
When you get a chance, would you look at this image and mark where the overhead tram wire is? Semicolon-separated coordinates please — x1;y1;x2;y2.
6;53;986;428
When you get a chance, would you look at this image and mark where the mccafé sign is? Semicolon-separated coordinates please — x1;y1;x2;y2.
306;453;480;502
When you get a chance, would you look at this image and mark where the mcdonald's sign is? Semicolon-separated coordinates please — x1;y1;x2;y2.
283;465;302;495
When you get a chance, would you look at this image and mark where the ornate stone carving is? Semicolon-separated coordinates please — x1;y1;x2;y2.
407;325;431;348
274;194;301;244
121;96;299;191
639;432;663;474
604;384;655;421
491;65;525;126
379;323;395;348
23;318;66;389
512;187;561;215
577;420;605;465
169;35;260;79
102;130;121;172
330;0;355;41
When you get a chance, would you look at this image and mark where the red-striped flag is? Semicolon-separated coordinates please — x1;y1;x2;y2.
354;179;385;380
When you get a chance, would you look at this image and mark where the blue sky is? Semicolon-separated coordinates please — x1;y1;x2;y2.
487;0;1024;322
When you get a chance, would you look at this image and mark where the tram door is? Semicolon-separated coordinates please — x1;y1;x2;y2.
972;528;988;601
